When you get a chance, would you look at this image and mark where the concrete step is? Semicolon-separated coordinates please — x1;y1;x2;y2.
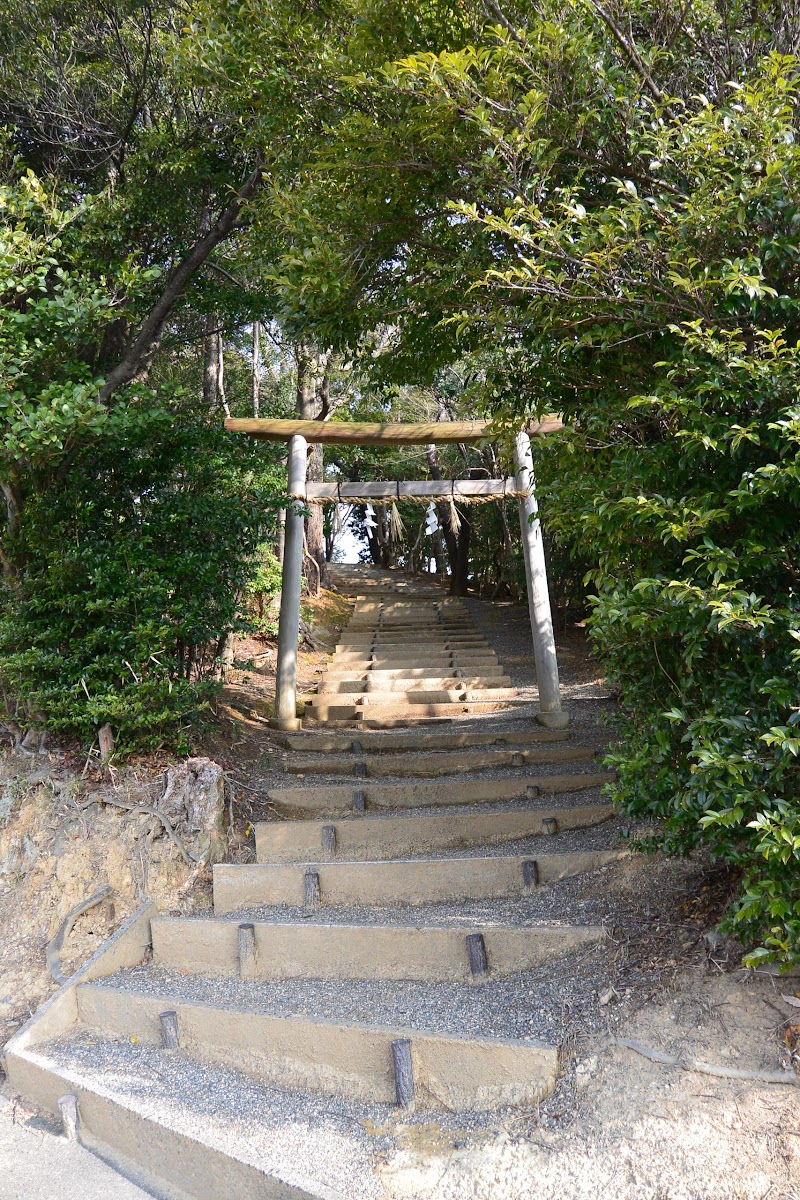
305;692;519;719
303;699;519;723
342;621;481;630
326;662;501;672
307;687;519;710
151;916;607;981
334;648;491;659
302;714;462;729
76;978;558;1111
333;644;492;657
283;745;595;777
308;688;461;706
327;662;501;675
319;663;508;680
335;633;491;643
212;850;627;912
2;896;331;1200
277;728;571;752
325;664;501;677
266;771;612;816
255;803;614;862
317;675;513;695
6;1036;358;1200
333;642;495;654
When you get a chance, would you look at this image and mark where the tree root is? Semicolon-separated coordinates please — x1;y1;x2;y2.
46;886;113;984
91;795;200;865
612;1037;799;1085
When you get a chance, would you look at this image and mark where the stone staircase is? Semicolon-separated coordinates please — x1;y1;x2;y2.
4;570;624;1200
304;582;521;724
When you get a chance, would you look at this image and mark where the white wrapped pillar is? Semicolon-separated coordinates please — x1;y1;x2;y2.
272;435;307;730
513;430;568;728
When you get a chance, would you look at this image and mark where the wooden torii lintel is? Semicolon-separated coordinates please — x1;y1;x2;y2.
224;416;562;444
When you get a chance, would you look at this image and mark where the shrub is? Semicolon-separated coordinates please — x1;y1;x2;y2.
0;405;282;749
584;325;800;966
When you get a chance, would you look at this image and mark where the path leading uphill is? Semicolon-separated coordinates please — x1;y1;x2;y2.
5;569;798;1200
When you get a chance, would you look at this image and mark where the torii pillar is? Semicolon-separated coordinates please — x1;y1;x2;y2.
513;431;568;728
273;434;307;729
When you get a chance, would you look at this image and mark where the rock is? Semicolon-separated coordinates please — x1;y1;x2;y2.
0;785;16;823
19;729;47;753
22;769;53;787
160;757;227;864
0;831;39;880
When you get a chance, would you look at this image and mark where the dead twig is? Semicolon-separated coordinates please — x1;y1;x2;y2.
612;1037;800;1085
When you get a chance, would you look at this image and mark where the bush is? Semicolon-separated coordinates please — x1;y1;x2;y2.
0;405;282;749
583;325;800;966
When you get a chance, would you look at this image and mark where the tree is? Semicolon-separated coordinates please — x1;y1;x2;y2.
361;12;800;966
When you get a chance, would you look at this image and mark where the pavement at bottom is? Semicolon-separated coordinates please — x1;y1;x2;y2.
0;1090;152;1199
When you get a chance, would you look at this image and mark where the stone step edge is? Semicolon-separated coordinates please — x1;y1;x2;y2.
331;651;499;661
150;917;608;983
334;638;491;649
317;677;513;694
307;689;520;707
265;771;614;816
76;983;558;1113
282;746;596;777
304;701;522;722
301;716;461;729
320;666;507;680
277;729;571;752
0;902;303;1200
212;850;628;913
253;803;615;863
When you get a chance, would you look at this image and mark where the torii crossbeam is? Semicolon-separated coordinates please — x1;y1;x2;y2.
224;417;568;731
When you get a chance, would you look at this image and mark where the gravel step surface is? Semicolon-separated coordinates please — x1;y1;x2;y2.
271;762;612;792
253;813;623;862
265;784;613;823
89;949;612;1044
214;851;634;929
345;814;624;861
42;1035;386;1199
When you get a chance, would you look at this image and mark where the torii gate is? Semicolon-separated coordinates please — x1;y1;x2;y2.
225;417;568;731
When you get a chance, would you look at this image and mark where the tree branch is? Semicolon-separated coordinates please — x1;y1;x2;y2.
97;159;263;405
482;0;527;45
585;0;672;112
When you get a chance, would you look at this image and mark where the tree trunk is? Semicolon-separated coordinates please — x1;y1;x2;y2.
98;160;263;405
449;509;472;595
432;530;447;578
366;506;395;568
204;315;229;417
252;320;261;417
425;442;472;594
0;471;23;581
